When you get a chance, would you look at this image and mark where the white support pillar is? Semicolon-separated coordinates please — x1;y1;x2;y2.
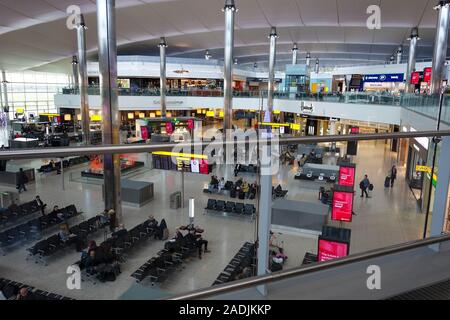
406;27;420;93
431;1;450;94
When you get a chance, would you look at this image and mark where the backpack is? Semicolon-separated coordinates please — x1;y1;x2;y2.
359;181;364;189
368;184;374;191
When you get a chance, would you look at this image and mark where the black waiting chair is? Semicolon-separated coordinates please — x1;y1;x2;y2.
205;199;217;210
225;201;235;213
234;203;244;214
244;204;255;216
216;200;226;211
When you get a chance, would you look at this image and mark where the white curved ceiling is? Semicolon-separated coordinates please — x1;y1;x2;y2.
0;0;442;72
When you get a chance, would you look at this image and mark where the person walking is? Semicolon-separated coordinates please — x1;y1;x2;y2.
390;165;397;187
16;168;28;193
359;174;371;198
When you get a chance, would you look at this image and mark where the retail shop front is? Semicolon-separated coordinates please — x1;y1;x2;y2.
405;131;430;208
362;73;405;93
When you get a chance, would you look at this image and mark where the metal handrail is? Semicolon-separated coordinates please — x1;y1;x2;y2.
1;130;449;160
168;233;450;300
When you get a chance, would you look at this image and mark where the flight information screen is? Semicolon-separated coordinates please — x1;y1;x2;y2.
152;151;210;175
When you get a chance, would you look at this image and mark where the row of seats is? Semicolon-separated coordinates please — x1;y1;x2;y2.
213;242;256;286
37;156;90;173
75;219;157;283
205;199;256;217
0;278;74;300
131;249;182;284
0;199;42;227
131;231;202;284
27;214;108;265
0;205;80;253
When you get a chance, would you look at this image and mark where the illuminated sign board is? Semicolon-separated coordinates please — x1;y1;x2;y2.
152;151;209;175
318;239;349;262
423;67;432;83
338;165;356;187
331;189;354;222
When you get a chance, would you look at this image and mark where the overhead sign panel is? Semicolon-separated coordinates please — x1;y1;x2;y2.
363;73;404;82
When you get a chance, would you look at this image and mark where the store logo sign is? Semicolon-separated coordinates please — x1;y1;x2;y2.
300;103;314;114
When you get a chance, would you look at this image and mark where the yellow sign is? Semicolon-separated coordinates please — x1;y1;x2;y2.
16;108;24;114
416;165;431;174
152;151;208;160
206;111;215;117
290;123;301;130
91;114;102;121
273;109;281;115
259;122;290;127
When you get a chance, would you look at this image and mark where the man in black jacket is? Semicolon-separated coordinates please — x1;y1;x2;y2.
17;168;28;193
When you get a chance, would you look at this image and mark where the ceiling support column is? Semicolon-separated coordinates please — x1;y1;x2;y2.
77;15;90;145
406;27;420;93
292;43;298;65
159;37;167;118
431;1;450;94
97;0;122;225
223;0;236;132
265;27;277;123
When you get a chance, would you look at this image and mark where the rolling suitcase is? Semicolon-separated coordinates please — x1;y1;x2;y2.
384;176;390;188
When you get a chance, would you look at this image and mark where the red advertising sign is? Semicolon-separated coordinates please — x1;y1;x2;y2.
339;166;356;187
350;127;359;134
318;239;349;262
199;159;209;175
411;72;420;85
165;122;174;134
424;67;432;83
331;191;353;222
187;119;195;130
141;126;149;140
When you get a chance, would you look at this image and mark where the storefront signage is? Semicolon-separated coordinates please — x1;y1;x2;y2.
300;104;314;114
416;165;431;174
152;100;184;106
317;239;349;262
363;73;404;83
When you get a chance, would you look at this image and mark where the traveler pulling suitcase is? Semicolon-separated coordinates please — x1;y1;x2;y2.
384;176;390;188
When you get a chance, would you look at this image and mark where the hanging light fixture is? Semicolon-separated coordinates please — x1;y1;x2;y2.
205;50;212;60
253;62;258;69
234;58;238;65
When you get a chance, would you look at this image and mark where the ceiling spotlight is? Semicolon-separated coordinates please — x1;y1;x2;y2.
205;50;212;60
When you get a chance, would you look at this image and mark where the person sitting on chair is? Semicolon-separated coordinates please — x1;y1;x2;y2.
35;196;46;216
112;224;127;238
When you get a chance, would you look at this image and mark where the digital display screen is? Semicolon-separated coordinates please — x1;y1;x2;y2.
423;68;432;83
318;239;349;262
350;127;359;134
411;72;420;85
165;122;174;134
339;166;355;187
331;191;353;222
153;154;209;175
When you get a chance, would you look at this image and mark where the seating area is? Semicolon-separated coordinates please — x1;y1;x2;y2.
37;156;90;174
205;199;256;219
0;278;74;300
130;248;183;284
0;204;80;255
213;242;256;286
131;225;207;285
75;219;158;283
27;213;109;265
205;176;258;200
0;199;43;227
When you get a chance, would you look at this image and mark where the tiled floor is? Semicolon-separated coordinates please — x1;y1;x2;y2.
0;139;426;299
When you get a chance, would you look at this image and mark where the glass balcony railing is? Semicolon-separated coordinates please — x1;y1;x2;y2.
58;86;450;125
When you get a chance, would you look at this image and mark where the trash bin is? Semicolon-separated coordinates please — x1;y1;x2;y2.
170;191;182;209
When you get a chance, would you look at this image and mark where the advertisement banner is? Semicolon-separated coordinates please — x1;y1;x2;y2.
423;67;432;83
318;239;349;262
165;122;174;134
411;72;420;85
339;166;356;187
332;191;353;222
